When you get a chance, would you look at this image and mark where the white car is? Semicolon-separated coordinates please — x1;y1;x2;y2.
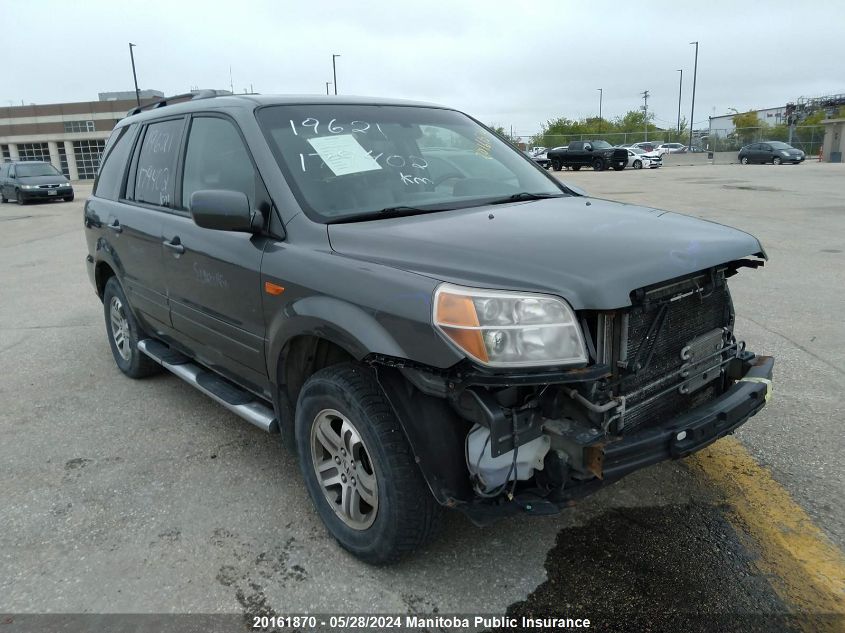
655;143;687;156
626;147;662;169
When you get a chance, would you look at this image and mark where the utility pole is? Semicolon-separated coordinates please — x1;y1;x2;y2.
689;41;699;149
325;82;332;95
332;54;340;95
597;88;603;133
676;69;683;137
641;90;650;141
128;43;140;106
229;66;234;95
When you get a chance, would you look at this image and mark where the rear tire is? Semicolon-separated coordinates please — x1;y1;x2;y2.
612;161;625;171
773;157;782;165
740;156;750;165
64;195;74;202
551;159;562;171
592;158;605;171
295;363;442;564
102;277;161;378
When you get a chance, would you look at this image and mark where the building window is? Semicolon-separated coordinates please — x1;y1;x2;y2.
57;144;70;178
64;120;96;133
17;142;51;162
1;145;9;162
73;140;106;179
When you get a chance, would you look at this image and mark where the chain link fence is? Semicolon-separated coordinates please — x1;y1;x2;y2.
516;130;694;150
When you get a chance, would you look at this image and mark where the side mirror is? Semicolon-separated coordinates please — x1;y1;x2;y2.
190;189;257;233
585;144;593;152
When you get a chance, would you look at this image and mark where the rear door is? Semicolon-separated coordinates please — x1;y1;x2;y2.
161;113;270;391
87;121;180;332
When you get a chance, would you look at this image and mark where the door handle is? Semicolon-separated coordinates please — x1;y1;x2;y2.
107;220;122;233
163;238;185;255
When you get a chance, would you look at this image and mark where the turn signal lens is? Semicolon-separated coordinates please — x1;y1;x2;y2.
433;283;588;368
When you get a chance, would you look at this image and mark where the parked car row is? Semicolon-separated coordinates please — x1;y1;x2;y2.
0;161;74;204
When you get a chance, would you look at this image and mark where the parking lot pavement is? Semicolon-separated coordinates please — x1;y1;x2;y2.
0;168;843;629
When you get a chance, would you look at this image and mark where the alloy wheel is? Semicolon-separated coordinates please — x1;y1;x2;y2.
109;296;132;361
310;408;379;530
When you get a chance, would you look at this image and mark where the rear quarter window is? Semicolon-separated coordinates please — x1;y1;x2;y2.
94;125;137;201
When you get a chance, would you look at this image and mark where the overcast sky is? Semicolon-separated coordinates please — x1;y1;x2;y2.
3;1;843;136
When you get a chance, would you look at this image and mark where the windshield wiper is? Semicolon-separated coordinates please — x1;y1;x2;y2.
486;192;566;205
328;205;456;224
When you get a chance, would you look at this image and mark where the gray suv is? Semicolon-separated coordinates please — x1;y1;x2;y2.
84;92;774;563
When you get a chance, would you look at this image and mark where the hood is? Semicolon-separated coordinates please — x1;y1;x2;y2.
19;175;69;186
327;197;764;310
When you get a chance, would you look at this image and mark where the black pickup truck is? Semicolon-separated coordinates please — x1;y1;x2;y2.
548;140;628;171
84;93;773;564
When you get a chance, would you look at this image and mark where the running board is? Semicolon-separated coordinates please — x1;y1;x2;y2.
137;339;279;433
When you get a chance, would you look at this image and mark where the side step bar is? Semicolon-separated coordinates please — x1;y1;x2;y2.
137;339;279;433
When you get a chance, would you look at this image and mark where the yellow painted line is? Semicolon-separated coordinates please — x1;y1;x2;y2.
690;436;845;631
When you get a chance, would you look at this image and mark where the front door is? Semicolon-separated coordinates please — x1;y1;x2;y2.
161;114;269;391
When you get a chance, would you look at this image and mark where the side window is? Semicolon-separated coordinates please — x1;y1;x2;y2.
182;117;256;209
133;118;184;208
94;124;137;201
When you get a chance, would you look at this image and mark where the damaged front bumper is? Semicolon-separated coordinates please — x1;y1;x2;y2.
457;353;773;525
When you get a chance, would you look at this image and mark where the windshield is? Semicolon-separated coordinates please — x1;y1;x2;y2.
590;140;612;149
256;104;565;222
768;142;793;150
629;147;645;154
16;163;63;178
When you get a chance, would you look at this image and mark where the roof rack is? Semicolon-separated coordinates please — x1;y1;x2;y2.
126;89;233;117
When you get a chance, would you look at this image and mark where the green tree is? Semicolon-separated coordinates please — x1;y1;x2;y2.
731;110;763;143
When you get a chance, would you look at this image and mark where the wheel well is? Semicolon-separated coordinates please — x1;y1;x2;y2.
279;335;355;405
95;261;116;299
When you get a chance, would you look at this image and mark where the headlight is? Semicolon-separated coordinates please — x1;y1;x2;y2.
433;283;588;367
780;150;790;156
21;184;38;190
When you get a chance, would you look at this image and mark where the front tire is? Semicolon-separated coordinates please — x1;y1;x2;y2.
633;160;642;170
16;190;28;205
102;277;161;378
296;363;442;564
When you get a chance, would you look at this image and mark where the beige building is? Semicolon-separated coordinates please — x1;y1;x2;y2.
0;95;160;180
821;118;844;163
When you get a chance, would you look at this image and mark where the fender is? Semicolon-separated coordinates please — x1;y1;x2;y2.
266;295;411;385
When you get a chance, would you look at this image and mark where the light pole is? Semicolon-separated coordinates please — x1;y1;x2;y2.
332;54;340;95
676;69;683;138
597;88;603;133
128;43;140;107
641;90;649;141
325;82;332;95
689;41;699;149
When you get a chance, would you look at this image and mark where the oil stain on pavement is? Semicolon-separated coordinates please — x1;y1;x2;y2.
502;503;804;633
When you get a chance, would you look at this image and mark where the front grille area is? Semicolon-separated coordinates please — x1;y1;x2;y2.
618;277;733;432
